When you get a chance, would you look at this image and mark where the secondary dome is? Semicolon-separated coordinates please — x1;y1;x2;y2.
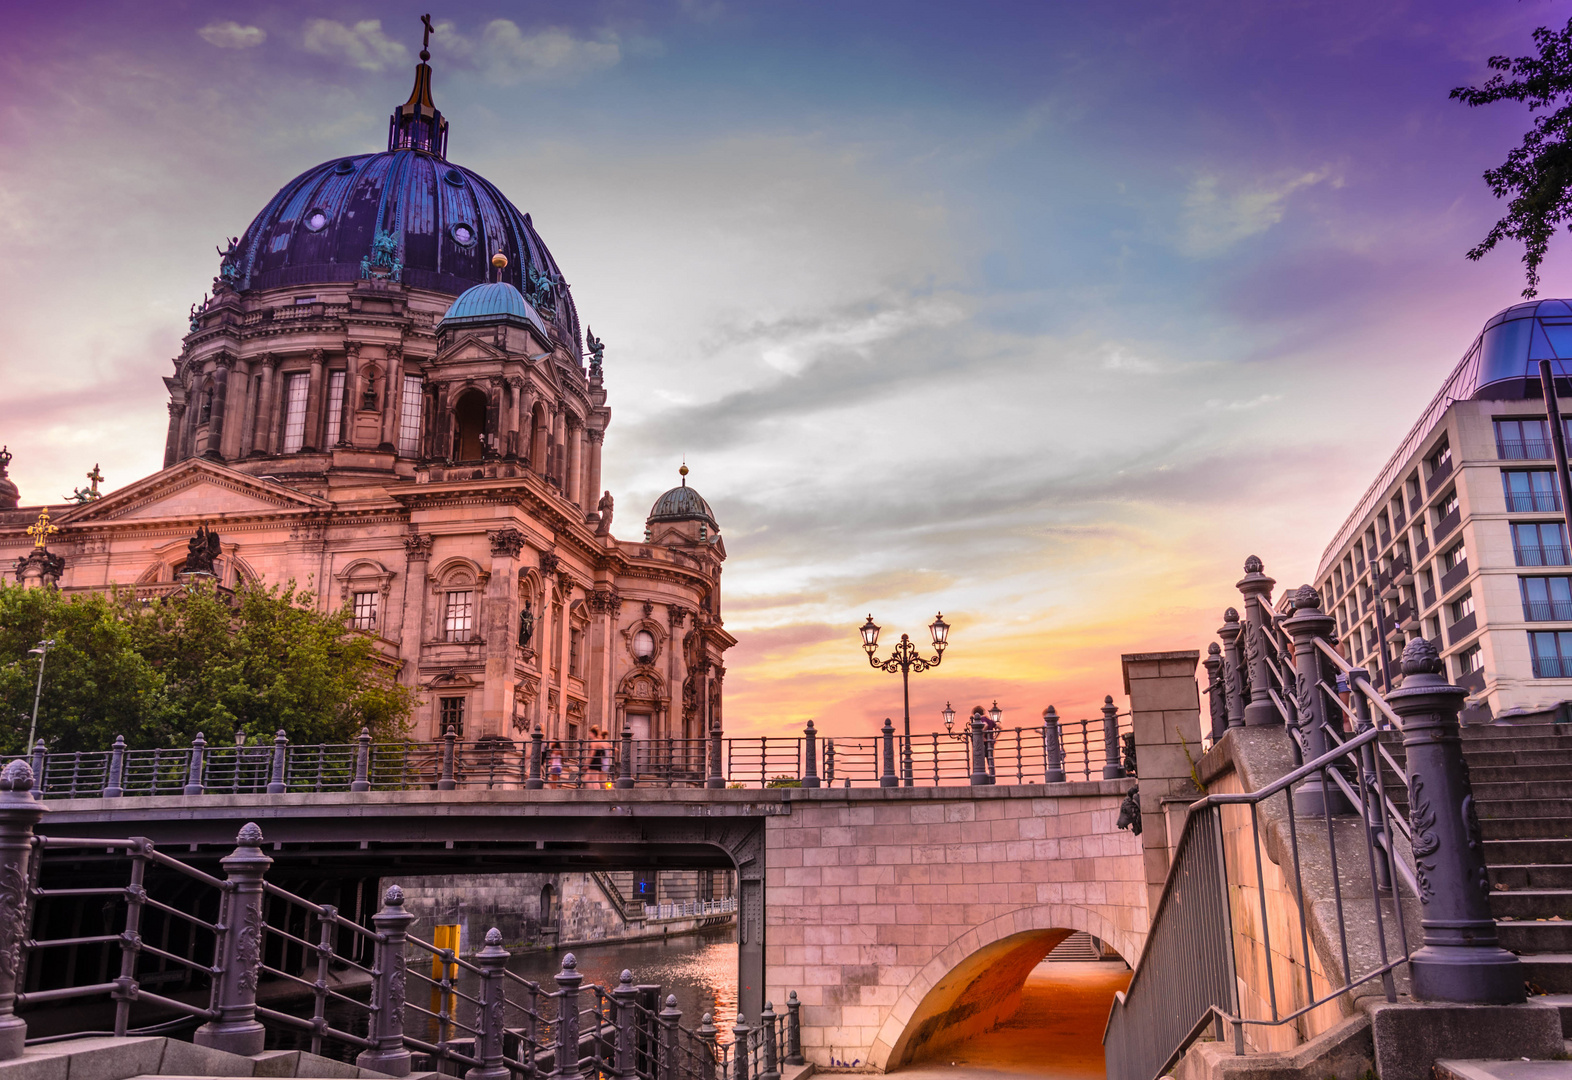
648;466;718;529
440;280;548;334
219;55;581;355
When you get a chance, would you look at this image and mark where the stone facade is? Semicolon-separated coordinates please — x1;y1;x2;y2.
0;53;735;745
759;785;1146;1070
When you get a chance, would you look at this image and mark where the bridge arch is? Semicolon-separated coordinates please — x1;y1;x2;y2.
871;903;1138;1071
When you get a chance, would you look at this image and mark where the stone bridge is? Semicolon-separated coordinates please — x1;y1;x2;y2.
29;651;1202;1069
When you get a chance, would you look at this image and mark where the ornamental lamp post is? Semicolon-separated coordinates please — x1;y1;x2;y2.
862;612;949;786
25;640;53;752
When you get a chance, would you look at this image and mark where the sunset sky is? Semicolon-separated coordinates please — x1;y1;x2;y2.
3;1;1569;736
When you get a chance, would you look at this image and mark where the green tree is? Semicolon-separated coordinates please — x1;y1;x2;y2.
0;580;414;755
1454;18;1572;297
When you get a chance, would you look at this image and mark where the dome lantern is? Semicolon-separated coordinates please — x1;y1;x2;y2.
389;15;448;158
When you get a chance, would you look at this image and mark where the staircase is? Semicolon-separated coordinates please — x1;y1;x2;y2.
1384;721;1572;1040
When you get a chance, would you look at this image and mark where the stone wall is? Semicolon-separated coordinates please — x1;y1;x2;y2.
760;785;1146;1071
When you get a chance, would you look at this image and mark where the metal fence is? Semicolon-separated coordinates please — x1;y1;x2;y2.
23;710;1137;798
0;802;797;1080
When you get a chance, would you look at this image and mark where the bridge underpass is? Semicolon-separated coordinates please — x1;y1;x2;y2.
33;777;1150;1070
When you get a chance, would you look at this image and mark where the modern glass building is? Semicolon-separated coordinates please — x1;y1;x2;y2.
1316;300;1572;723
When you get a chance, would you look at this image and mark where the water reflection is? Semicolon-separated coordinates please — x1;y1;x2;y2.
504;927;739;1042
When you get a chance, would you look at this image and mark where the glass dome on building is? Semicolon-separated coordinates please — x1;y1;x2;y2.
221;48;581;355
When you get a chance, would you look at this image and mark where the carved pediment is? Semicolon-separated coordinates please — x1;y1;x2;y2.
59;459;329;524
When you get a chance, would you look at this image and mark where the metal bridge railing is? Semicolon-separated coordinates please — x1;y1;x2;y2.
1108;557;1525;1080
25;707;1140;798
0;782;795;1080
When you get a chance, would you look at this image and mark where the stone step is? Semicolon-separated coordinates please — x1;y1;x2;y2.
1473;766;1572;785
1493;865;1572;890
1460;750;1572;767
1435;1060;1572;1080
1475;780;1572;800
1477;798;1572;820
1462;722;1572;739
1491;890;1572;921
1483;818;1572;840
1538;994;1572;1036
1523;956;1572;995
1500;921;1572;952
1488;839;1572;865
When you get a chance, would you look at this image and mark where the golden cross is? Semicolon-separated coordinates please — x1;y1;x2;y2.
26;507;58;550
86;464;103;496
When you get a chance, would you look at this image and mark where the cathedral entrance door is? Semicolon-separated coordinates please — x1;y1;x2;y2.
628;713;652;773
452;389;488;461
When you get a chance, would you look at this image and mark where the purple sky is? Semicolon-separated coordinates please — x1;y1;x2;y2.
2;1;1567;731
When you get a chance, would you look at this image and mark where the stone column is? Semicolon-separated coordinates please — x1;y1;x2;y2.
254;355;278;455
302;349;326;452
484;529;525;738
566;418;582;505
587;429;605;514
1120;650;1203;915
551;409;566;487
402;534;433;731
1236;555;1279;726
1388;639;1524;1004
205;361;231;460
163;399;186;468
341;342;361;447
379;344;403;453
220;357;251;460
193;823;272;1055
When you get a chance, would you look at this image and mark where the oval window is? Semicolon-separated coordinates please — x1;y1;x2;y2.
304;209;329;232
444;168;466;187
633;630;655;660
450;223;476;247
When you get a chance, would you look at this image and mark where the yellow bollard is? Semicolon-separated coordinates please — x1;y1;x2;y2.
431;924;460;1032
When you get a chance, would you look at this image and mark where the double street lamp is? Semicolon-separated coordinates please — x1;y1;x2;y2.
860;612;949;786
943;699;1002;782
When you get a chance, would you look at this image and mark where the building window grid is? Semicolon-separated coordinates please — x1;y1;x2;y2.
1495;418;1572;460
1514;522;1572;567
1449;592;1475;624
1442;542;1467;573
399;375;423;457
325;370;346;446
1503;470;1562;513
1530;631;1572;678
281;373;309;453
351;590;378;631
1522;576;1572;621
1457;644;1484;679
439;696;465;736
444;590;474;642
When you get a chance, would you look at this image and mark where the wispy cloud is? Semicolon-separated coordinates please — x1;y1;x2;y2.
198;22;266;50
1178;167;1338;257
302;19;408;72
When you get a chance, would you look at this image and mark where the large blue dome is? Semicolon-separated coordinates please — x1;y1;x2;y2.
223;58;581;356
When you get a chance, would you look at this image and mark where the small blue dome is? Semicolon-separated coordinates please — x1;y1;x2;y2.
439;280;546;332
649;479;718;529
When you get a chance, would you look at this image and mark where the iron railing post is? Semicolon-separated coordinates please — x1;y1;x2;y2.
802;721;819;788
707;724;724;789
1237;556;1279;726
311;904;336;1057
659;995;681;1080
351;727;372;792
618;725;635;789
267;730;288;794
1218;607;1247;729
357;885;413;1076
759;1000;779;1080
113;846;148;1036
0;761;43;1059
1043;706;1064;783
1388;638;1524;1003
880;719;898;788
554;954;583;1077
733;1013;751;1080
467;928;511;1080
611;970;639;1080
1101;696;1125;779
439;725;458;791
28;743;45;802
969;714;991;786
183;732;206;796
823;740;835;786
1282;586;1352;816
1348;678;1392;894
697;1012;718;1080
1202;643;1228;743
784;991;803;1066
104;735;126;798
194;822;272;1055
526;729;544;789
